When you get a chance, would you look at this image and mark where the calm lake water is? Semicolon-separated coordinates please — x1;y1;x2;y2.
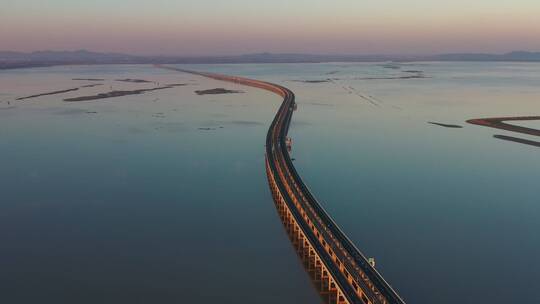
1;63;538;303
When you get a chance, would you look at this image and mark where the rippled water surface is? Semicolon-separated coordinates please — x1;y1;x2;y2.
1;63;539;303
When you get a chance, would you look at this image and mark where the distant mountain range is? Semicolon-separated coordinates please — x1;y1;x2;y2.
1;50;539;69
0;50;141;69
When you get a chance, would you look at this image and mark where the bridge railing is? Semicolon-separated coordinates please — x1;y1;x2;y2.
270;96;390;304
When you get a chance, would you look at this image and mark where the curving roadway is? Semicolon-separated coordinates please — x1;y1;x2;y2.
156;65;406;304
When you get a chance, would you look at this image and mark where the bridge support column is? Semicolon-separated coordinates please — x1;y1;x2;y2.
266;156;353;304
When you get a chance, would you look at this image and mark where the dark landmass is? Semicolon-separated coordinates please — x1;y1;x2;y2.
379;63;401;69
355;75;428;80
85;111;98;114
198;127;217;130
195;88;244;95
16;88;80;100
428;122;463;128
64;84;184;102
291;79;332;83
493;135;540;148
2;50;540;70
468;116;540;148
116;78;153;83
73;78;105;81
81;84;103;88
403;70;423;73
467;116;540;136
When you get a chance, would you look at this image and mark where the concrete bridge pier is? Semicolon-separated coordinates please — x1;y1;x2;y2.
266;157;351;304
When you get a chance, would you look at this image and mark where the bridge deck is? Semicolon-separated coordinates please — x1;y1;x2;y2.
157;65;406;304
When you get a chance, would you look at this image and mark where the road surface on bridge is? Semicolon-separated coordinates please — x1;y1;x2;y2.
156;65;406;304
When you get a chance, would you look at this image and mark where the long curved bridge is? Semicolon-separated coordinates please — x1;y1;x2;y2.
157;65;406;304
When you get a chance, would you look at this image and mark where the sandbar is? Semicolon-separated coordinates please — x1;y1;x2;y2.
72;78;105;81
116;78;153;83
493;135;540;147
195;88;244;95
17;88;80;100
64;84;185;102
428;122;463;128
467;116;540;136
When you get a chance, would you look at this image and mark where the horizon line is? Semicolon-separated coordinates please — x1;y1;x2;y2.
2;49;540;58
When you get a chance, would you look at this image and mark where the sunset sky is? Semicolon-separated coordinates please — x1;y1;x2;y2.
2;0;539;55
